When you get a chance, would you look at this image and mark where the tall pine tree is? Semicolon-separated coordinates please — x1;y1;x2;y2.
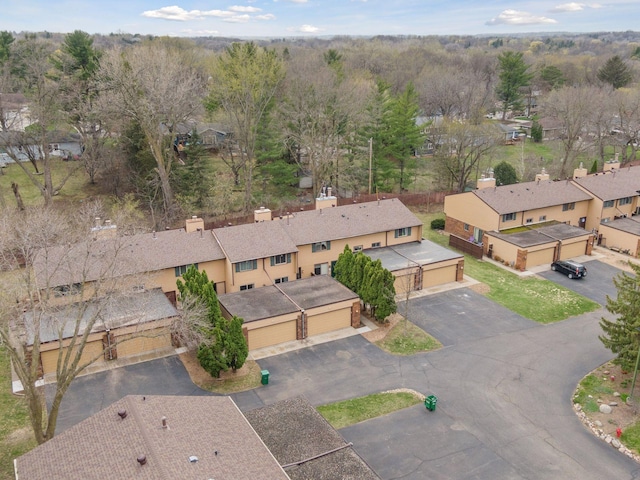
599;262;640;370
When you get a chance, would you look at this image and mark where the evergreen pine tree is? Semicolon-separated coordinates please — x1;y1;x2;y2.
599;262;640;370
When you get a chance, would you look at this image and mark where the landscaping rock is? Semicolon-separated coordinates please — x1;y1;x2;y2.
594;420;603;427
612;439;622;449
599;404;613;414
614;392;621;397
609;401;618;407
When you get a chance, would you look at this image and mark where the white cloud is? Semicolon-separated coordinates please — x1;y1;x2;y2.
280;0;308;3
141;6;234;21
229;6;262;13
551;2;603;12
551;3;585;12
224;14;251;23
486;9;558;26
181;29;220;35
255;14;276;20
289;24;322;33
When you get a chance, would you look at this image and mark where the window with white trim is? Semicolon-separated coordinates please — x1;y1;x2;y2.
562;202;575;211
235;260;258;272
353;245;363;252
175;264;198;277
502;212;516;222
539;215;546;221
270;253;291;266
240;284;254;291
312;241;331;252
394;227;412;238
371;242;381;248
274;277;289;284
619;197;632;206
603;200;614;208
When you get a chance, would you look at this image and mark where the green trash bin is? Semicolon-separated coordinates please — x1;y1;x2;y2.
425;395;437;411
261;369;270;385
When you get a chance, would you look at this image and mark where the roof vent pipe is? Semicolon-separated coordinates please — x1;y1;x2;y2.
118;410;127;419
137;455;147;466
162;416;168;429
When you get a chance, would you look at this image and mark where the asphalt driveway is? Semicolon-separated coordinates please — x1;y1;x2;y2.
538;259;622;306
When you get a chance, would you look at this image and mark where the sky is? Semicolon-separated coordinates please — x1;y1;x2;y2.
1;1;639;38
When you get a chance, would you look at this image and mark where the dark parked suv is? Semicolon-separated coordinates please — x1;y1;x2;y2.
551;260;587;279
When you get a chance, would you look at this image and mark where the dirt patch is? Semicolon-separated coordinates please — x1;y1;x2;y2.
361;313;402;343
469;283;490;295
3;427;34;446
179;349;258;391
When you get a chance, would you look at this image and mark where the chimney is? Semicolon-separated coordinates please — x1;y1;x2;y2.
185;216;205;233
535;168;550;182
254;206;272;222
476;175;496;190
315;186;336;210
573;162;588;179
604;158;621;172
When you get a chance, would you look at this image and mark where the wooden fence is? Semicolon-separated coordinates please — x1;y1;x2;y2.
449;234;484;259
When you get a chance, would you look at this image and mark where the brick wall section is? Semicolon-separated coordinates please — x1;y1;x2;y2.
351;301;361;328
446;216;472;239
456;259;465;281
586;235;594;255
516;249;528;271
297;312;305;340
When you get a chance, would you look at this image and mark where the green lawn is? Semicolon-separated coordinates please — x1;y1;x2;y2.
317;391;423;429
376;319;442;355
414;211;600;323
0;348;36;480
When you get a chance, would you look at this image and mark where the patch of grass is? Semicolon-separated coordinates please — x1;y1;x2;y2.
192;359;263;394
466;260;600;323
574;374;615;411
0;160;98;207
621;421;640;454
0;347;36;479
376;320;442;355
317;391;423;429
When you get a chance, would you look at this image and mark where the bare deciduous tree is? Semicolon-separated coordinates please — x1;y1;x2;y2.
0;204;202;444
98;43;207;226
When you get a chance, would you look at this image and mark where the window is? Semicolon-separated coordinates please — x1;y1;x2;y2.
270;253;291;266
274;277;289;284
235;259;258;272
526;218;533;224
175;264;198;277
314;263;328;275
371;242;381;248
603;200;614;208
394;227;412;238
240;284;254;291
539;215;547;222
312;241;331;252
562;202;575;211
353;245;363;252
502;212;516;222
619;197;632;206
463;223;470;231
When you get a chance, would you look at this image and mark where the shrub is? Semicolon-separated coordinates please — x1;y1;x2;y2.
430;218;445;230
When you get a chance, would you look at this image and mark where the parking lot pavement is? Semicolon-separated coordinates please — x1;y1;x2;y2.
539;259;621;306
48;355;212;434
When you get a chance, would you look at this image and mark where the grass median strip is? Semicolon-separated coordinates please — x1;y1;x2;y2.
317;391;424;430
376;320;442;355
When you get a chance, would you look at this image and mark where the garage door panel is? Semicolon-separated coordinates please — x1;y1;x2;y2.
560;241;587;260
422;265;457;288
248;321;296;350
307;310;350;336
526;248;555;268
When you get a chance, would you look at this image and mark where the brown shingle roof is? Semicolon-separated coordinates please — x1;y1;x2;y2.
281;198;422;245
212;220;298;264
34;228;225;288
573;166;640;201
473;179;592;214
245;395;380;480
15;395;289;480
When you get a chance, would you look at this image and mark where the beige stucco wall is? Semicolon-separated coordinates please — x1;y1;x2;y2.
598;224;640;256
444;192;500;233
224;256;298;293
498;201;590;231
